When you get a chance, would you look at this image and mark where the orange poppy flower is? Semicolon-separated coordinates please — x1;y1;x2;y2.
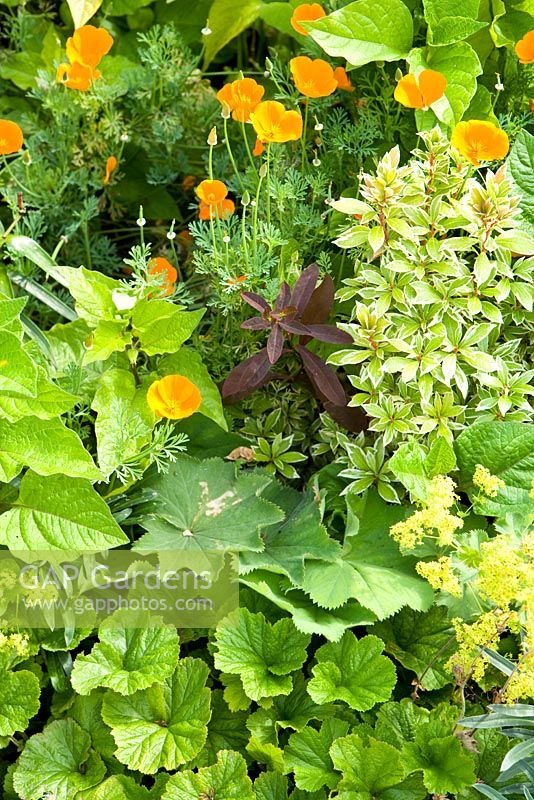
451;120;509;167
198;199;235;220
252;137;264;156
216;78;265;122
394;70;447;109
0;119;23;155
66;25;114;70
515;30;534;64
290;3;326;35
290;56;338;98
56;61;96;91
226;275;248;285
182;174;196;191
148;257;178;297
250;101;303;143
334;66;354;92
195;179;228;205
146;375;201;420
103;155;118;185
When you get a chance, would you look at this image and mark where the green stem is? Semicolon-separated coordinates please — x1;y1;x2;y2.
301;101;309;172
266;142;272;227
223;117;244;191
240;121;256;171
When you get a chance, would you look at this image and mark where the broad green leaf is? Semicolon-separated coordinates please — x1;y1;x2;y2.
308;633;396;710
68;689;116;760
0;365;77;422
306;0;413;67
194;689;249;767
339;491;434;619
403;732;476;794
254;772;289;800
423;0;487;45
203;0;263;68
0;416;101;482
284;718;349;791
6;235;68;285
71;615;179;696
260;2;296;36
134;456;284;556
85;319;132;364
131;299;205;356
54;267;123;325
330;734;406;797
240;483;341;585
0;669;40;737
300;558;361;610
424;437;457;477
455;421;534;523
102;657;210;773
0;296;26;331
374;699;430;749
92;368;154;478
372;607;455;690
214;608;310;702
12;719;106;800
0;471;128;550
389;442;429;501
240;569;377;641
508;130;534;222
162;750;254;800
158;349;227;431
90;775;169;800
463;84;498;123
66;0;103;27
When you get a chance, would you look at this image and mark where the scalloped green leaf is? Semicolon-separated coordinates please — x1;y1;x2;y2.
0;670;40;738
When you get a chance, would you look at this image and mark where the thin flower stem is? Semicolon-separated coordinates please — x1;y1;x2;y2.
240;121;256;171
1;157;39;198
266;142;272;226
223;117;244;191
208;138;214;180
253;172;264;257
301;101;309;172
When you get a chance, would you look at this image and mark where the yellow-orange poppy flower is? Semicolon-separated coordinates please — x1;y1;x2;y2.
148;257;178;297
216;78;265;122
290;56;338;98
195;179;228;205
56;61;96;91
394;70;447;109
226;275;248;286
66;25;114;70
146;375;201;420
0;119;23;155
252;137;264;156
103;155;118;185
250;101;303;143
515;30;534;64
290;3;326;35
451;120;509;167
198;199;235;220
334;66;354;92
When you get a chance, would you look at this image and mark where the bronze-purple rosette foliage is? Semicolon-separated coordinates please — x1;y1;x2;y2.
222;264;353;410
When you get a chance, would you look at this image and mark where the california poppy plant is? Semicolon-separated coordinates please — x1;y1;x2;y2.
56;61;95;92
195;179;228;205
216;78;265;122
451;120;510;166
198;199;235;220
146;375;201;420
0;119;23;156
103;156;118;185
147;257;178;297
252;137;264;156
250;101;303;143
66;25;114;70
394;70;447;109
515;30;534;64
290;3;326;35
290;56;338;98
334;66;354;92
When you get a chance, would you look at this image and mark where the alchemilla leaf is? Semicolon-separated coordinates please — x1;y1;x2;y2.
308;633;396;710
214;608;310;702
0;669;40;738
102;657;211;773
162;749;254;800
13;718;106;800
71;614;180;696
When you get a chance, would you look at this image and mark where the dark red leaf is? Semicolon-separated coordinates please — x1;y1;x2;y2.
274;282;291;311
242;292;270;312
323;401;368;433
222;349;271;403
304;324;353;344
291;264;319;315
241;317;270;331
301;274;335;325
297;344;346;406
267;324;285;364
279;320;312;336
